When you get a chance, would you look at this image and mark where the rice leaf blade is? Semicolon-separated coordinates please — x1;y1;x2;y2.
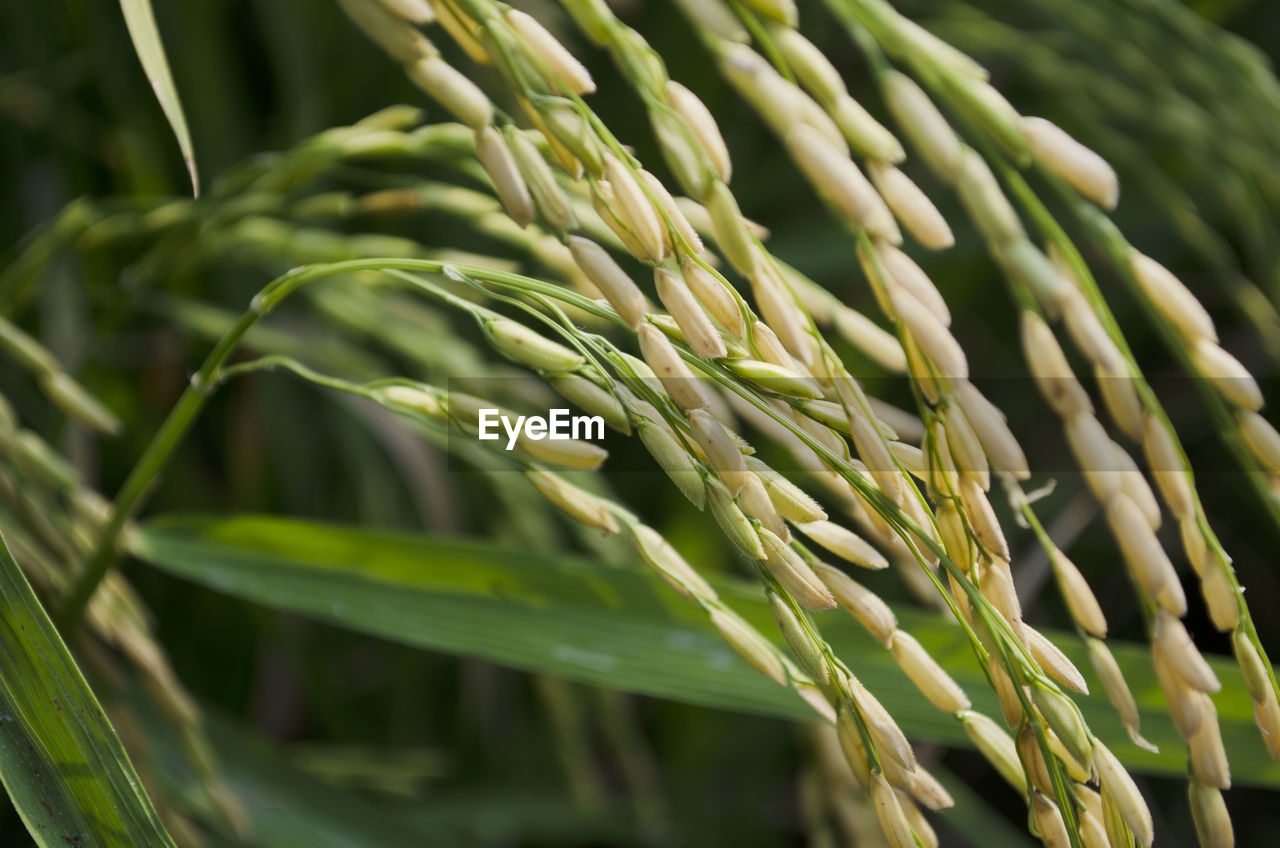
0;531;177;847
128;513;1280;788
117;0;198;194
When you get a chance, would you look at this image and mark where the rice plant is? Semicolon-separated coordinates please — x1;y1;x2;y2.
1;0;1278;844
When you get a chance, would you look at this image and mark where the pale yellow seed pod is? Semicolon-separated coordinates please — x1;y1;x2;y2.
1032;794;1071;848
832;95;905;162
767;590;826;682
1025;627;1088;693
1234;629;1272;703
506;128;576;231
709;607;787;685
1018;727;1049;799
889;441;925;479
1189;779;1234;848
636;415;705;509
377;384;447;423
1239;409;1280;472
1180;516;1208;576
739;473;789;542
751;264;812;365
708;479;767;558
517;433;608;470
429;0;489;64
977;556;1022;631
1154;610;1221;693
834;707;873;789
706;180;758;274
651;108;712;201
889;286;968;379
797;520;888;570
638;324;711;411
869;773;916;848
1129;251;1216;342
813;562;895;643
882;70;961;179
637;170;703;254
773;27;845;105
682;260;745;340
632;523;718;600
406;56;493;128
1049;547;1107;636
889;630;970;712
925;421;960;498
741;0;796;26
1031;681;1093;770
688;409;748;494
475;127;534;227
796;410;849;461
1095;361;1144;442
947;403;990;490
1079;807;1111;848
1107;493;1186;614
484;317;583;372
758;528;837;610
843;411;902;509
666;81;732;184
896;793;937;848
568;236;649;327
834;307;909;372
1191;338;1263;411
845;675;915;772
548;374;629;434
906;767;954;812
1086;637;1144;744
1153;645;1205;738
1059;286;1126;374
748;320;794;369
989;655;1023;730
727;359;822;399
1201;563;1239;632
527;470;618;534
505;9;596;94
955;148;1024;243
1021;311;1094;417
1255;684;1280;759
868;161;954;250
745;459;827;523
1188;700;1230;789
1021;117;1119;209
529;97;592;175
959;710;1026;792
935;502;972;573
877;242;951;326
1142;412;1194;520
1114;444;1161;529
655;268;726;360
787;126;900;242
603;154;666;260
954;380;1029;479
337;0;431;62
962;477;1009;560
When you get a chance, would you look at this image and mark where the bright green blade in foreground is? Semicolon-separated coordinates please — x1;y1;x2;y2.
0;531;177;847
128;514;1280;788
117;0;198;194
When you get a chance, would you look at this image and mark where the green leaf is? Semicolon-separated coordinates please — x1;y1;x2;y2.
0;531;177;847
138;708;638;848
127;514;1280;788
117;0;198;194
